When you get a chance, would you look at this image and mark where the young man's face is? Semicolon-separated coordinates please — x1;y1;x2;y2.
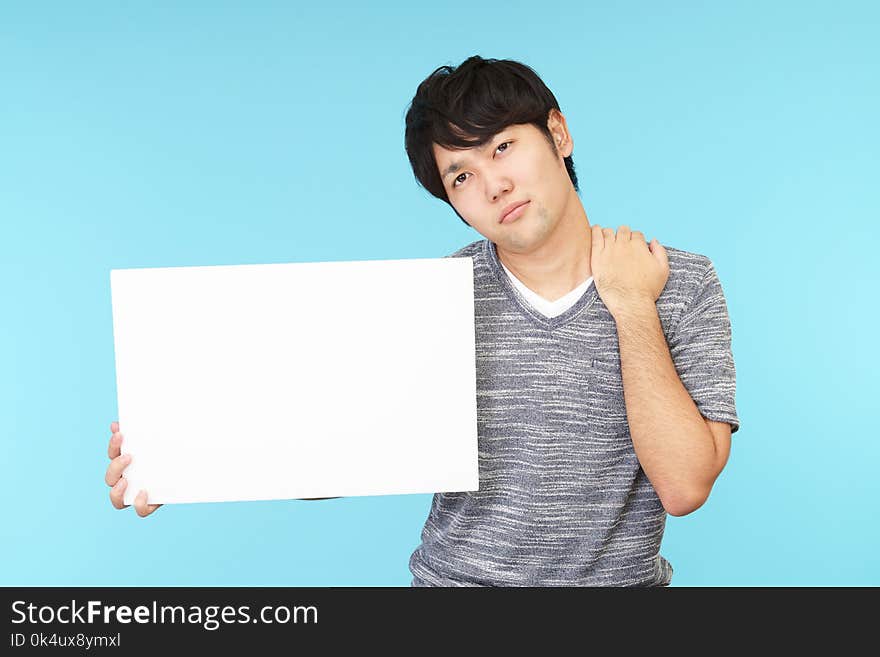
432;109;575;253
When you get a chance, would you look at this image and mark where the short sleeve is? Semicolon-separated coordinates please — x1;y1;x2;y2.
668;260;741;434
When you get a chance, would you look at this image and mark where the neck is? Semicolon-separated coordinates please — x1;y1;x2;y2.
496;190;592;302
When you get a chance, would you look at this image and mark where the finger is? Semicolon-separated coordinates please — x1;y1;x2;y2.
110;421;119;434
104;453;132;486
134;490;162;518
591;224;604;250
109;477;129;510
651;238;669;267
108;432;123;460
134;490;149;517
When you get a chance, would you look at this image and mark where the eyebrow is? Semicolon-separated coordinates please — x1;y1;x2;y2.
440;135;505;183
441;161;465;182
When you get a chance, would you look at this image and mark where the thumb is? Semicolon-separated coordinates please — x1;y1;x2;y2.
650;238;668;268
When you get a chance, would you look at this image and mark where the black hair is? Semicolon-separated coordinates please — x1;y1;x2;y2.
404;55;579;227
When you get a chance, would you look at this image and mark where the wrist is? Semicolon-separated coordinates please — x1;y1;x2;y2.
610;298;658;323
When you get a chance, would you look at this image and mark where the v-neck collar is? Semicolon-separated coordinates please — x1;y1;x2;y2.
484;239;599;330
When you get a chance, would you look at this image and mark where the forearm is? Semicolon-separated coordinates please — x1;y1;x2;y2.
612;302;717;516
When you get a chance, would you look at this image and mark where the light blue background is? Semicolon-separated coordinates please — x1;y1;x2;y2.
2;1;877;586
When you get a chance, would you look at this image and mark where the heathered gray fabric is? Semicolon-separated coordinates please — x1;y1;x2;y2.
408;237;740;587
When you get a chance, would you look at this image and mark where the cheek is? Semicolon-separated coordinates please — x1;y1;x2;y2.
453;190;482;218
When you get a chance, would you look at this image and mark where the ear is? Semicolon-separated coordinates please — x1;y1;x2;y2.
547;109;573;158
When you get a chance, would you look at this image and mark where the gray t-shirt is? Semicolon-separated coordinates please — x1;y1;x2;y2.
408;238;740;586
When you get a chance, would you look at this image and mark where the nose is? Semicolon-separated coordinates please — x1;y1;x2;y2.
486;174;512;203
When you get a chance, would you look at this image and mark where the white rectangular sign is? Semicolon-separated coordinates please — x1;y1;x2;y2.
110;256;479;505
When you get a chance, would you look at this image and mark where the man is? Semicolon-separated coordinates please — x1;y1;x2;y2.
402;55;739;586
104;55;739;587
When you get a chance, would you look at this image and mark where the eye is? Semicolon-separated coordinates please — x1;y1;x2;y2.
451;141;512;189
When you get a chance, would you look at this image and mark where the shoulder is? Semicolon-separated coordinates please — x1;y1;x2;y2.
657;244;719;329
663;244;714;291
443;239;484;259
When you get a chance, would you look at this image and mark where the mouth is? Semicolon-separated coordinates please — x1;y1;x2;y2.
499;200;530;224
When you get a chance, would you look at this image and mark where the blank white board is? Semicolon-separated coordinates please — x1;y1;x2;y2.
109;256;478;505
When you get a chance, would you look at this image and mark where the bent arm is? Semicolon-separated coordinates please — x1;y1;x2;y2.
614;302;724;516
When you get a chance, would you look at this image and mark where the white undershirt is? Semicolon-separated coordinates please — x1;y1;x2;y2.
498;259;594;319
